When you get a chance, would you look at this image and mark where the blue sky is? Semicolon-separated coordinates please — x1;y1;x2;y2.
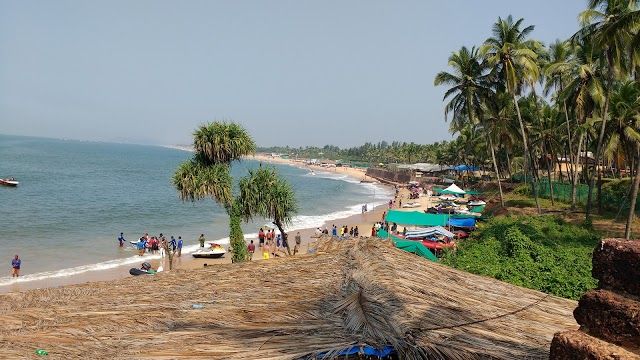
0;0;586;147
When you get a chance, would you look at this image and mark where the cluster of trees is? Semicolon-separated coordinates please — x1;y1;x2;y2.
434;1;640;238
258;141;454;165
173;122;298;264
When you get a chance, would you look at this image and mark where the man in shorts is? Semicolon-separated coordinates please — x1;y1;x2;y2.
11;255;21;277
293;232;302;255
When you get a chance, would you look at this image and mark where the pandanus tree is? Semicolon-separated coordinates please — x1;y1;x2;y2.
481;15;542;213
173;122;256;263
434;46;505;206
238;166;298;255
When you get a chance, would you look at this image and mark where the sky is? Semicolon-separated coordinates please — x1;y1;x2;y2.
0;0;586;147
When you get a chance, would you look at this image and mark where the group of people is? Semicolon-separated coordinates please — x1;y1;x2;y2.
256;228;299;259
331;224;360;238
118;232;184;257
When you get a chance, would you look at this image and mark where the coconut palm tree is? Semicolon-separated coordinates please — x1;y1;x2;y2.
481;15;542;213
173;122;256;263
559;39;606;209
434;46;505;206
238;166;298;254
603;80;640;238
574;0;640;218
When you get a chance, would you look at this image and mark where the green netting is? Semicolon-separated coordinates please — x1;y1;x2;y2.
531;180;590;205
377;229;437;261
385;210;449;226
470;205;485;213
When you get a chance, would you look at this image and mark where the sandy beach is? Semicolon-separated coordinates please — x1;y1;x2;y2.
0;155;400;294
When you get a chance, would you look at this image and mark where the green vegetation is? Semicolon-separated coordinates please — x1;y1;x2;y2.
442;216;599;300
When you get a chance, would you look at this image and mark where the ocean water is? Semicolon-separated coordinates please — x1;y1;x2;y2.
0;135;391;287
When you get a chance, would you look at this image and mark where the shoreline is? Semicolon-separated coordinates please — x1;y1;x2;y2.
0;156;395;294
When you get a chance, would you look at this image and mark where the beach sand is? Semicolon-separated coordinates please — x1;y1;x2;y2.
1;155;416;294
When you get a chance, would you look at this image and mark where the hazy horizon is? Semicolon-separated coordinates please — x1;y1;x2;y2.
1;1;585;147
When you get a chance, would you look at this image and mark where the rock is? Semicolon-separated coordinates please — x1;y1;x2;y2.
550;330;640;359
574;290;640;346
592;239;640;297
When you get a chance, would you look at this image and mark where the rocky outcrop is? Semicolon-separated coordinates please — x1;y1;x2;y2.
550;239;640;360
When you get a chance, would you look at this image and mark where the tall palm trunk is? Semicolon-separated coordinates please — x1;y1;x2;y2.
625;144;640;240
546;145;555;206
488;134;505;207
587;59;614;220
571;132;586;209
513;93;541;213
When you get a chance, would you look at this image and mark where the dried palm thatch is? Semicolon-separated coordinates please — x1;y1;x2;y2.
0;237;577;359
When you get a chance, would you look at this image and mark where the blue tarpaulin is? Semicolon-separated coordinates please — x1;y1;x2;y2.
316;345;396;358
448;217;476;228
453;164;478;172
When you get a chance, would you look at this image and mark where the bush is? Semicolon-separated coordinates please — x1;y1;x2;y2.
600;178;640;212
441;215;599;300
512;183;531;196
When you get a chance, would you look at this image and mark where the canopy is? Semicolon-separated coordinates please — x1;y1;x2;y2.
377;229;438;261
443;183;465;195
385;210;448;227
405;226;455;239
453;164;479;172
448;218;476;228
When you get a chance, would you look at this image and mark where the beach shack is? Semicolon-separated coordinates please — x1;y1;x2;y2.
0;238;577;359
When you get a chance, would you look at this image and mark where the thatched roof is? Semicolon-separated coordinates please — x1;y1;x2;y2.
0;238;577;359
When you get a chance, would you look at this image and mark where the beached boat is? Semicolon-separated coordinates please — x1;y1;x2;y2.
421;239;456;250
468;200;486;206
192;243;226;258
0;178;19;187
402;202;421;208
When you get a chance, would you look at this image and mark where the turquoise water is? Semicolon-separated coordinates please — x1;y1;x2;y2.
0;135;390;286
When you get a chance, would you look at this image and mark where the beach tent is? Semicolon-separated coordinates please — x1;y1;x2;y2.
385;210;448;227
377;229;438;261
405;226;455;239
448;218;476;228
443;183;465;195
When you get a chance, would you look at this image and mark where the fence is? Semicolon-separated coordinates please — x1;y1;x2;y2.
532;179;639;212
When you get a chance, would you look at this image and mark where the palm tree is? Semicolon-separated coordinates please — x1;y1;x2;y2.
173;122;256;264
604;80;640;238
574;0;640;218
434;46;505;206
545;40;577;189
559;40;606;209
238;166;298;254
482;15;542;213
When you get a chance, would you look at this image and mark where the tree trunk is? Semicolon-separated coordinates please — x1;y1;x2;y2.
229;203;249;263
572;132;585;209
562;95;576;187
546;147;555;206
274;219;292;256
513;93;541;213
625;145;640;240
587;60;613;221
506;149;513;180
488;135;505;208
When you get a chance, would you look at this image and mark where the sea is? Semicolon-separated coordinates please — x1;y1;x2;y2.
0;134;391;288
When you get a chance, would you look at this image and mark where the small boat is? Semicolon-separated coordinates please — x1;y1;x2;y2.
192;243;226;258
0;178;19;187
468;200;486;206
402;202;421;208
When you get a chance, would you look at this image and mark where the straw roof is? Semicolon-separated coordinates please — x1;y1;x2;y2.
0;238;577;359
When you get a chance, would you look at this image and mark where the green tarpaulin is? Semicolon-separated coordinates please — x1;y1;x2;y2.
385;210;449;226
470;205;485;213
377;229;438;261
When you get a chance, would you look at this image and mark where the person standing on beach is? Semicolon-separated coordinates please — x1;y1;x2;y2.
354;226;359;237
11;255;21;277
258;228;265;248
331;225;337;237
293;232;302;255
247;240;255;260
137;239;145;256
177;236;183;257
117;232;126;247
198;234;206;248
170;236;177;252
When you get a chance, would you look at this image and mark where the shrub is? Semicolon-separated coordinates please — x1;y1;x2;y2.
441;215;599;300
